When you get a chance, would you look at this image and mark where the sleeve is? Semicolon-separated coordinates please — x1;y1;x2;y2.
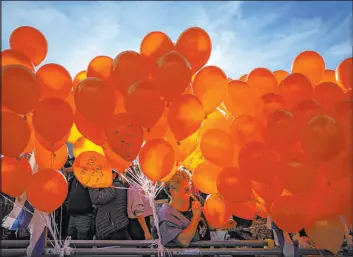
130;189;145;216
88;187;116;205
159;221;184;246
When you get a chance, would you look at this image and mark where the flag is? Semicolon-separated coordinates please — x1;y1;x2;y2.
26;210;48;257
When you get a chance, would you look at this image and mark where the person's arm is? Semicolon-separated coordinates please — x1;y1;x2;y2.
136;215;152;239
89;187;116;205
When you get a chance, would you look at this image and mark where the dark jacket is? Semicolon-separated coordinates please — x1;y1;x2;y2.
89;178;129;239
67;177;93;215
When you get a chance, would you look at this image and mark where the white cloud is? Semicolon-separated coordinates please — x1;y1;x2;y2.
2;1;351;79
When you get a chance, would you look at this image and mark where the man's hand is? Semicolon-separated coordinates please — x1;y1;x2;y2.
191;200;203;220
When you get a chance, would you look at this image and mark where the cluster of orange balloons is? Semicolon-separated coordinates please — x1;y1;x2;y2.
1;25;352;251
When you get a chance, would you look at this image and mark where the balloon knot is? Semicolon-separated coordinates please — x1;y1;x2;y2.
204;114;208;120
147;128;151;133
177;140;181;146
23;115;28;122
166;102;170;108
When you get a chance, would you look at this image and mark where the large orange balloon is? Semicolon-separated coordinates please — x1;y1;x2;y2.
292;99;323;129
74;77;116;125
105;113;143;161
33;98;74;143
152;50;192;102
320;150;352;181
333;100;353;150
176;27;211;74
1;49;34;71
192;161;221;195
73;70;87;91
1;156;32;197
291;51;325;86
227;201;257;221
251;178;283;203
255;93;286;123
271;195;312;233
87;56;113;81
192;66;228;114
2;64;40;115
111;51;149;94
277;151;317;195
73;151;112;188
103;143;131;173
35;130;69;152
314;82;344;112
217;167;252;203
1;111;30;157
140;31;174;71
138;138;175;181
26;169;68;213
125;80;165;129
336;57;352;91
200;109;229;135
167;130;199;162
229;115;263;148
238;141;279;184
224;80;255;117
9;26;48;66
203;195;232;229
305;218;345;255
35;142;68;170
264;109;298;151
273;70;289;84
168;94;204;141
143;107;169;141
246;68;278;98
301;115;345;162
279;73;313;109
73;137;104;158
36;63;72;100
200;129;234;167
75;111;105;146
320;69;337;84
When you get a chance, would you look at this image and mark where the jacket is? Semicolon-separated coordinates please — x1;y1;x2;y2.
67;177;93;215
89;178;129;239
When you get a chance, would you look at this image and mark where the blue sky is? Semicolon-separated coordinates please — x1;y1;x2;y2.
2;1;352;79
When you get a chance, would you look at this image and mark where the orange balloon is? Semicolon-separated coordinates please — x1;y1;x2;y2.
105;113;143;161
238;141;280;184
73;151;113;188
27;169;68;213
73;137;104;158
65;91;77;113
217;167;252;203
320;150;352;181
36;63;72;100
168;94;204;141
74;77;116;125
35;130;69;152
223;80;255;117
273;70;289;84
291;50;325;86
1;111;30;157
35;142;68;170
277;151;317;195
333;100;353;151
251;178;283;203
320;69;337;84
143;107;169;141
264;109;298;151
111;51;149;94
200;109;229;135
176;27;211;74
246;68;278;98
203;195;232;229
2;64;40;115
138;138;175;181
9;26;48;66
239;74;248;81
73;70;87;91
1;49;34;71
87;55;113;81
125;80;165;129
279;73;314;109
113;88;126;114
227;201;257;221
140;31;174;71
103;143;131;173
75;111;105;146
192;66;228;114
292;99;323;129
229;115;263;148
336;57;352;91
314;82;345;112
192;161;221;195
255;93;286;124
152;50;192;102
33;98;74;143
271;195;312;233
301;115;345;162
167;130;199;162
1;156;32;197
200;129;234;167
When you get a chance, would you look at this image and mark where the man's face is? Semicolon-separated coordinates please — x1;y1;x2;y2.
171;179;192;200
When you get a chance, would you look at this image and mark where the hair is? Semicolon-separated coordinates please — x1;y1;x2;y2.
164;167;191;196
